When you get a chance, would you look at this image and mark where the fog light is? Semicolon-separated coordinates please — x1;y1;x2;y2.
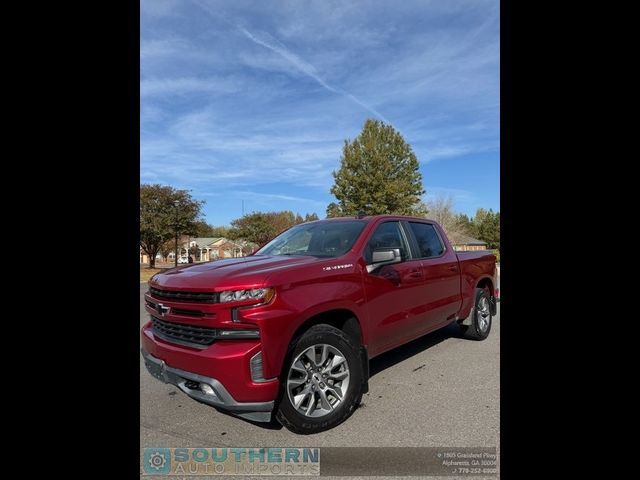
200;383;215;396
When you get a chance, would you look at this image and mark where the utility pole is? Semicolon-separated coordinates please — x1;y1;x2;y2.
174;199;180;268
242;199;244;216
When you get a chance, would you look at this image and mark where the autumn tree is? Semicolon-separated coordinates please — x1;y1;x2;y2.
422;196;499;250
424;195;473;244
327;119;425;217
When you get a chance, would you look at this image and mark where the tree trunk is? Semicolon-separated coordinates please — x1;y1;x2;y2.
149;254;156;269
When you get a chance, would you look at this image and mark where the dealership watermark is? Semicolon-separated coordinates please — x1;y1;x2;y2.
142;447;497;476
318;447;497;477
143;448;320;476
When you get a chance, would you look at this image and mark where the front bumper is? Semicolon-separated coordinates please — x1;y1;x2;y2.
141;349;274;423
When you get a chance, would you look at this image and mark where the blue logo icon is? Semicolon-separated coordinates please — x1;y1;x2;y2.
144;448;171;475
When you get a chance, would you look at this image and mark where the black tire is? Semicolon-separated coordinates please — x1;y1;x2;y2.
276;324;363;434
460;287;492;340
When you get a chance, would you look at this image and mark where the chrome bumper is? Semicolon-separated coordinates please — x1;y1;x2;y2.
141;349;274;423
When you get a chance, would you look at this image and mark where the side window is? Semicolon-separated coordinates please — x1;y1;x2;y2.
364;221;408;264
408;222;445;258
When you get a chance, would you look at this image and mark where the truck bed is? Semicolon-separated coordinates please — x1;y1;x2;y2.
456;250;497;320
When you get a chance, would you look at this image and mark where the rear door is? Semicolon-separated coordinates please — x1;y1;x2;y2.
405;221;462;336
361;220;429;355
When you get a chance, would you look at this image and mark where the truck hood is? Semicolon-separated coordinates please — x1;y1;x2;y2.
149;255;323;291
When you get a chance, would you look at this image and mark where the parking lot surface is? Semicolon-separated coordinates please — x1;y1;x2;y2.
140;284;500;477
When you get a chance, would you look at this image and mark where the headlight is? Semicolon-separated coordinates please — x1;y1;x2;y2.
219;287;275;304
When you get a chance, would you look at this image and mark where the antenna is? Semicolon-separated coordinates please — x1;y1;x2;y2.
242;200;244;216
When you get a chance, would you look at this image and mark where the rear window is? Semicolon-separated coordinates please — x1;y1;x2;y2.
408;222;445;258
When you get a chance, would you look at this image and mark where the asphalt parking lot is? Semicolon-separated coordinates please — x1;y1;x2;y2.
140;283;500;477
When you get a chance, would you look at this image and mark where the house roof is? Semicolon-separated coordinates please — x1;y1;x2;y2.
191;237;224;248
449;233;487;246
188;237;259;250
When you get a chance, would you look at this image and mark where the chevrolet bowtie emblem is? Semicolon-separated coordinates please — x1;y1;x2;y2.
156;303;170;316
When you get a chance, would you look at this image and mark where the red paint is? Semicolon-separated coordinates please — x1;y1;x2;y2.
141;215;497;403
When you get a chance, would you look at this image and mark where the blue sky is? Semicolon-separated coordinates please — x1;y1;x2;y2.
141;0;500;226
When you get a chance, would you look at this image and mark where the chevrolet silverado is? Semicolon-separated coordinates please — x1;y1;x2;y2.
141;215;498;434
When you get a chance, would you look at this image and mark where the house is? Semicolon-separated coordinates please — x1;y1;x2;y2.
449;233;488;252
188;237;257;261
141;236;260;264
140;246;163;264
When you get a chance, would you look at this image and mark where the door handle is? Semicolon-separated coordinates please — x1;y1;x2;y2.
408;269;423;278
447;265;458;271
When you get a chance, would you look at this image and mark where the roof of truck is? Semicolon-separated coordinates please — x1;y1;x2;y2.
317;214;439;222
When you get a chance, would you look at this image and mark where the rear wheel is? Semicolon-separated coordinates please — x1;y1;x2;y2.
460;287;492;340
276;324;363;434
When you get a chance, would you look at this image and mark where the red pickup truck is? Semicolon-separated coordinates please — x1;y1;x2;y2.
141;215;498;433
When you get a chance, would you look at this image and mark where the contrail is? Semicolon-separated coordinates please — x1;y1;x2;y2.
238;26;389;123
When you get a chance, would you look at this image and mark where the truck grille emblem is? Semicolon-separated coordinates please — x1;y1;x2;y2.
156;303;170;316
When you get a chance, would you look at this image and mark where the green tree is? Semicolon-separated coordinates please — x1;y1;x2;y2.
192;220;214;237
326;203;342;218
454;213;474;236
471;208;500;250
229;211;303;246
191;221;232;239
304;213;319;222
159;239;175;262
327;119;426;217
210;225;232;238
140;184;205;268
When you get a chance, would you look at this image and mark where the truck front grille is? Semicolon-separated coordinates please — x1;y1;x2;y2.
151;317;218;348
149;287;219;303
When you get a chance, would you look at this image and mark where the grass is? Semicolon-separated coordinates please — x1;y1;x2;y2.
140;267;168;283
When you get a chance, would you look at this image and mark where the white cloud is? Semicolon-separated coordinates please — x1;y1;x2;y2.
140;76;242;97
140;0;181;18
140;0;500;222
236;26;390;123
236;191;327;207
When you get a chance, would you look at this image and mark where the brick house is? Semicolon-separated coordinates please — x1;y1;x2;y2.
141;236;259;264
449;233;488;251
188;237;257;261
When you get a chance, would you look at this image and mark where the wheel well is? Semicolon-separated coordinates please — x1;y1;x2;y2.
291;309;363;346
286;309;369;394
477;277;494;296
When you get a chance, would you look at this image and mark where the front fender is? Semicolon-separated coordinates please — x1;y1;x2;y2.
246;276;367;379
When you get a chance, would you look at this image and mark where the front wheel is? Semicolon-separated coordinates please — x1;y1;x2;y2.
276;324;363;434
460;287;493;340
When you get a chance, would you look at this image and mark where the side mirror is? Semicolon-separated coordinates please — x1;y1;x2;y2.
367;248;401;272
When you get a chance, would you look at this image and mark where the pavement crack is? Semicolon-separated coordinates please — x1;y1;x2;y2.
140;420;234;447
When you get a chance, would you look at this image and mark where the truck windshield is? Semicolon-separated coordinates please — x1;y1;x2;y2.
255;220;367;258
